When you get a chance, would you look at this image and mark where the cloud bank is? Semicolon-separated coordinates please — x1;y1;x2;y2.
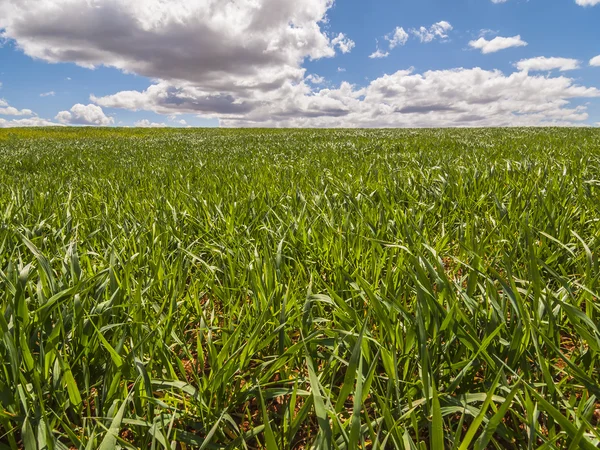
56;104;114;126
469;35;528;54
1;0;598;127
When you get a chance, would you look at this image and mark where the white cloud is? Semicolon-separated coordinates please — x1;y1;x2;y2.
92;84;258;116
134;119;166;128
0;98;34;116
369;48;389;59
590;55;600;66
516;57;581;72
491;0;508;3
469;35;527;54
337;67;346;72
93;68;600;128
575;0;600;5
55;104;114;126
306;74;326;84
178;119;187;125
40;91;55;97
410;21;453;43
478;29;497;37
0;117;61;127
3;1;598;129
0;95;54;124
386;27;409;49
369;26;409;60
0;0;344;96
331;33;355;54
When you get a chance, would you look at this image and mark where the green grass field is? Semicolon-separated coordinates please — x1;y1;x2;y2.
1;128;599;449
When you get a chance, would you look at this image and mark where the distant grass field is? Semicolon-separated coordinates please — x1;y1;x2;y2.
0;128;599;449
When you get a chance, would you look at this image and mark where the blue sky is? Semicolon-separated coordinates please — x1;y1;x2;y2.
0;0;599;128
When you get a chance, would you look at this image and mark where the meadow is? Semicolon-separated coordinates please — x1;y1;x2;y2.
0;127;599;449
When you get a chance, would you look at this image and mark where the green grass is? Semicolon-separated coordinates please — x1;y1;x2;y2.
0;127;599;449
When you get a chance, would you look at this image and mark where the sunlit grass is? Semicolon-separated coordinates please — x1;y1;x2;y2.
0;127;599;449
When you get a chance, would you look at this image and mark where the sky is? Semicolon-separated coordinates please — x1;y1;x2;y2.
0;0;599;128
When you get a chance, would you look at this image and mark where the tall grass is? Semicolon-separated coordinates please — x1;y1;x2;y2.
0;128;599;449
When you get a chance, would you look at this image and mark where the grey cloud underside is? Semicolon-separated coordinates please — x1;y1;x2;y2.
1;0;336;90
156;91;256;115
91;85;257;115
91;69;600;127
23;20;289;84
455;114;487;123
396;105;463;114
273;107;350;119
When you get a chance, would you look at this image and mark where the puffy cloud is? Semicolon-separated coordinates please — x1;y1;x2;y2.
410;21;453;43
469;35;527;54
306;74;326;84
134;119;166;128
40;91;55;97
491;0;508;3
55;104;114;126
92;83;256;116
0;117;62;127
166;115;188;126
0;95;54;124
575;0;600;5
92;67;600;128
337;67;346;72
0;0;345;95
386;27;409;49
369;26;409;59
0;98;34;116
3;1;597;129
331;33;355;54
590;55;600;66
368;48;389;59
516;57;581;72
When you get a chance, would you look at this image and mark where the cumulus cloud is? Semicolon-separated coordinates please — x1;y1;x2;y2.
134;119;166;128
469;35;528;54
92;84;256;116
591;55;600;66
575;0;600;5
0;98;34;116
516;57;581;72
491;0;508;3
369;26;409;59
331;33;355;54
410;21;453;43
93;68;600;128
0;0;346;95
55;104;114;126
306;74;326;84
2;0;598;129
167;115;188;125
40;91;55;97
386;27;409;49
0;95;55;125
369;48;389;59
0;117;62;127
